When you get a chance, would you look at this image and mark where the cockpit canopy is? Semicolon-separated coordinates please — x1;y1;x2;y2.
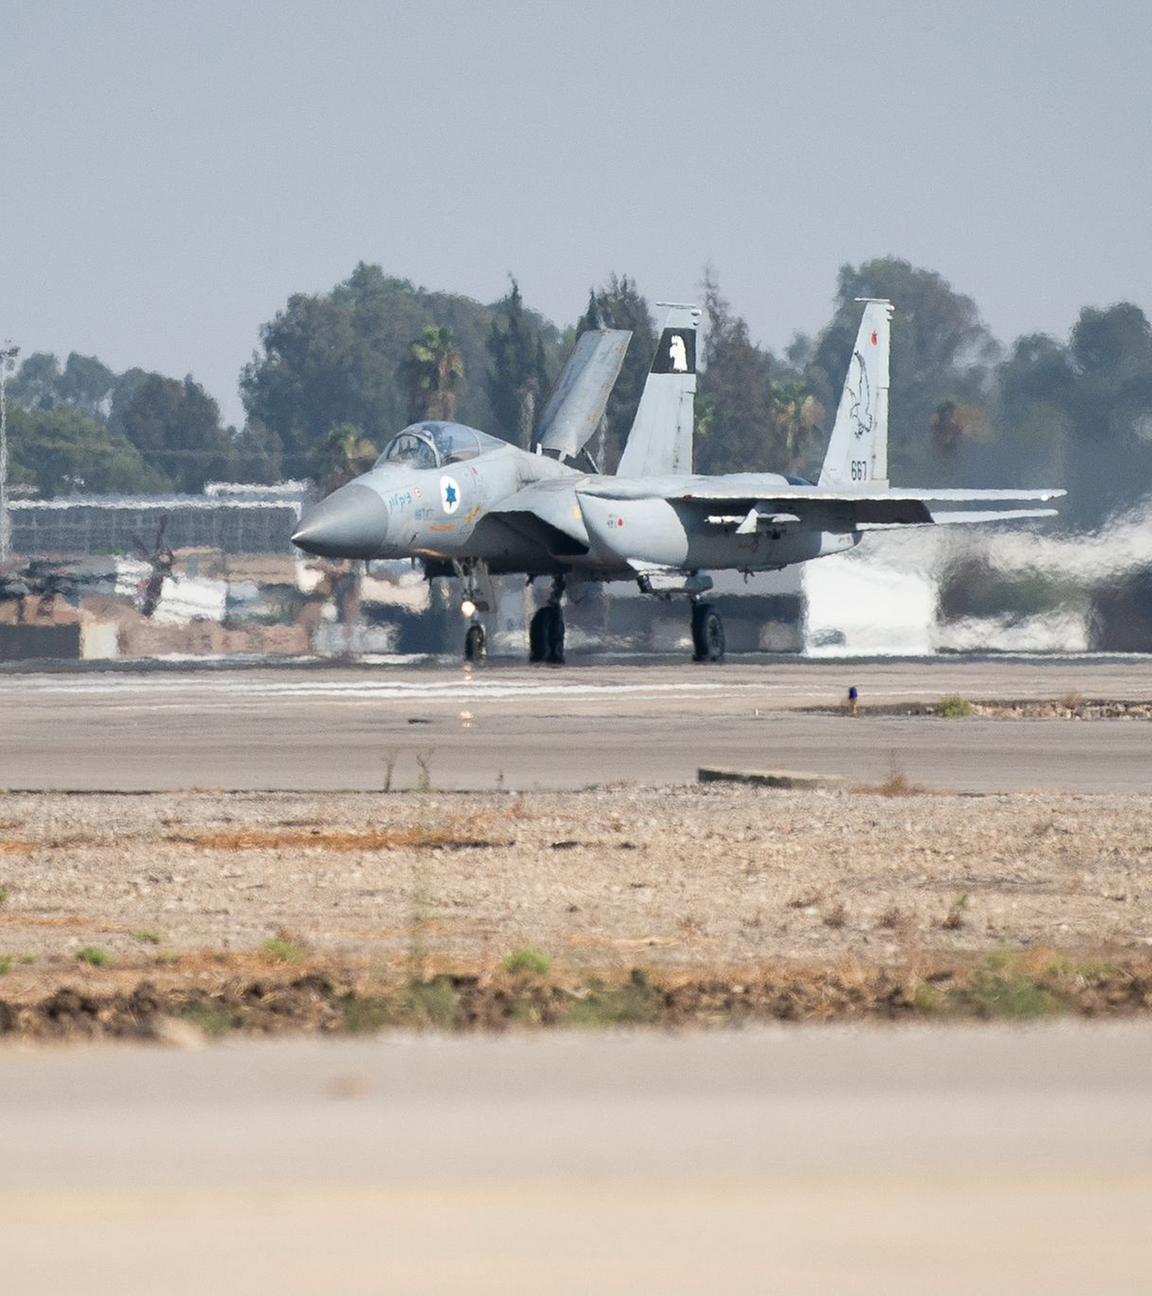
376;421;505;471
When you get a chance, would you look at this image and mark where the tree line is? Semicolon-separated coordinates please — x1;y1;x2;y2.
8;257;1152;528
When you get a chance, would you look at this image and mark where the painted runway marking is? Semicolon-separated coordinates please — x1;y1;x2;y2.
0;678;787;707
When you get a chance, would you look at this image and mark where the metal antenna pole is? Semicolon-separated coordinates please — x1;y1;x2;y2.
0;341;18;566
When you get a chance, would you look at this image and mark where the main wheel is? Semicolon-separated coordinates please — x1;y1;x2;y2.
545;606;565;665
529;606;549;663
691;603;725;663
464;622;487;663
530;604;565;665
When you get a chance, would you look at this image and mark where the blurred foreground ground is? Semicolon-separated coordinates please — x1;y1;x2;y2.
3;1024;1151;1293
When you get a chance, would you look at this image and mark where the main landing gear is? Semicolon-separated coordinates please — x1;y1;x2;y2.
529;576;566;665
691;601;726;663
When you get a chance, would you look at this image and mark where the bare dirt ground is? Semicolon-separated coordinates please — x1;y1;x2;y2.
2;784;1152;1036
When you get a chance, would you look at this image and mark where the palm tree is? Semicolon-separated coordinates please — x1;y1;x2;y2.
405;325;465;422
930;400;987;459
317;422;378;492
771;381;825;473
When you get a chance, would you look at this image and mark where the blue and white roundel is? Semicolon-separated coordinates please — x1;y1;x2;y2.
440;475;461;515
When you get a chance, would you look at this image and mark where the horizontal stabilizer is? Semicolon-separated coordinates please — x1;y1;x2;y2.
534;329;631;461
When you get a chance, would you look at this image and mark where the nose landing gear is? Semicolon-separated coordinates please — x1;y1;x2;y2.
455;559;490;664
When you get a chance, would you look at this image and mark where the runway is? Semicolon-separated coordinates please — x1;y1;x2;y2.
3;1023;1151;1293
1;657;1151;792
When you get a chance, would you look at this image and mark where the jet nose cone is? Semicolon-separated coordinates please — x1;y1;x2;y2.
292;483;389;559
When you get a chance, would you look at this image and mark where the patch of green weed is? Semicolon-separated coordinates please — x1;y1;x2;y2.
502;948;552;976
966;968;1056;1020
260;935;307;964
177;1001;235;1036
407;977;461;1028
342;996;395;1034
911;983;948;1014
938;694;975;719
567;970;662;1027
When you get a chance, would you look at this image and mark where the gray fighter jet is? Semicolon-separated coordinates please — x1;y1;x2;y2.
292;300;1064;662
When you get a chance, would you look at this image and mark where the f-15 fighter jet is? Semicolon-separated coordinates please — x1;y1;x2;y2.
292;300;1064;663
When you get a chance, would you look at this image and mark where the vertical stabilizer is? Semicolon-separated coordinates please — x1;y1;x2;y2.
534;329;632;461
818;299;892;490
616;303;700;477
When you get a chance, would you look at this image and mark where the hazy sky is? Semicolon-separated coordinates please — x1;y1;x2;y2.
3;0;1151;424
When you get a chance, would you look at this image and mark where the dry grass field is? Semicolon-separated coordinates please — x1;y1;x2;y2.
1;784;1151;1037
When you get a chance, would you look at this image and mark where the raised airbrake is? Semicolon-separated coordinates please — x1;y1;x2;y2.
292;300;1065;662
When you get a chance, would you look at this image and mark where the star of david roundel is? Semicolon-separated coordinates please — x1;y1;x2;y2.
440;475;461;515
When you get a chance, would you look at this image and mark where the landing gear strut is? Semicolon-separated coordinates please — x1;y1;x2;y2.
456;560;489;663
529;576;566;665
691;601;725;663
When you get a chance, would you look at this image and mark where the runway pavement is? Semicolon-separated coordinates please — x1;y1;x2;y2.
1;657;1151;792
3;1023;1151;1293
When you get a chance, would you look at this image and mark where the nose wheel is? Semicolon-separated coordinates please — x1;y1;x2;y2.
464;620;487;662
691;602;725;663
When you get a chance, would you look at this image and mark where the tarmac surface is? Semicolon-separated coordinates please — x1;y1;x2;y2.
2;655;1152;793
3;1023;1151;1293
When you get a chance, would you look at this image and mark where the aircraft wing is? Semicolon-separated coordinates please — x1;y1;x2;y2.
856;507;1060;529
534;329;631;461
578;477;1066;504
576;478;1065;530
485;478;591;556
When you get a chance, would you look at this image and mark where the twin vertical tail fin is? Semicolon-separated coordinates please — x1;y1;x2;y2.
818;298;892;491
616;303;700;477
534;329;632;461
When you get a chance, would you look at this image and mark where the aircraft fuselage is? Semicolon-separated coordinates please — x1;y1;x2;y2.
293;439;861;581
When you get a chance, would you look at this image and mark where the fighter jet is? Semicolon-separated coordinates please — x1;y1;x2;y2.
292;300;1065;663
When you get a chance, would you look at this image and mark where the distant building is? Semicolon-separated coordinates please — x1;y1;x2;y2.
9;483;312;557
